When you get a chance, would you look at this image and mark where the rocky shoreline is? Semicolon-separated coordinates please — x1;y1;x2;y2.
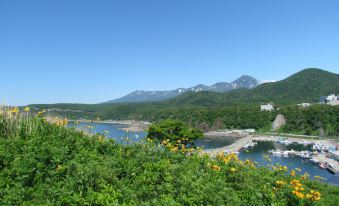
70;119;151;132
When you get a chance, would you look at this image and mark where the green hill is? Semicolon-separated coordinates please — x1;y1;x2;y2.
245;68;339;104
167;68;339;106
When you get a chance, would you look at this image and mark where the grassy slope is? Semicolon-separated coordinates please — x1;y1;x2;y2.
0;115;339;205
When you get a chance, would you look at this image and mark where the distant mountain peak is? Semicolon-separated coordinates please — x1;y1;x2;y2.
104;75;260;103
232;75;259;89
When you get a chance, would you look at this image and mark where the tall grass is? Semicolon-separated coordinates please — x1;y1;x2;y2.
0;106;35;138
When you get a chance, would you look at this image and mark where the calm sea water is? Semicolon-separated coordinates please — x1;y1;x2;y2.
68;121;236;149
238;141;338;185
67;122;147;144
68;122;338;185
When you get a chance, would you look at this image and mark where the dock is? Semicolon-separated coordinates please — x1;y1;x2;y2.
313;153;339;174
203;135;252;157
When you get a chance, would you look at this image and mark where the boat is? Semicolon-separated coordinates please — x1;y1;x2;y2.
243;141;256;149
282;151;289;157
299;151;311;159
310;158;319;165
277;137;287;144
319;162;327;170
269;150;284;156
312;142;332;152
325;163;337;174
284;140;291;145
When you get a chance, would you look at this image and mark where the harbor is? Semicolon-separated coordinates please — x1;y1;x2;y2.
203;135;339;174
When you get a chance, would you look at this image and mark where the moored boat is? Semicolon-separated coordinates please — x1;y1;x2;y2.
319;162;327;170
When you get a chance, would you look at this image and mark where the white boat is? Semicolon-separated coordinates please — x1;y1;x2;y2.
269;149;285;156
284;140;291;145
243;141;256;149
282;151;289;157
299;151;311;159
310;158;319;164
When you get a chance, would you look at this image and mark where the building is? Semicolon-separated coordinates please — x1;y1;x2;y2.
320;94;339;106
260;103;274;111
297;103;310;107
326;94;338;101
329;100;339;106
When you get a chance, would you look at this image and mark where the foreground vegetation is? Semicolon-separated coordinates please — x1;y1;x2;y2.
1;109;339;205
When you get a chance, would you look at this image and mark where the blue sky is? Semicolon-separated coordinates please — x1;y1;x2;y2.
1;0;339;106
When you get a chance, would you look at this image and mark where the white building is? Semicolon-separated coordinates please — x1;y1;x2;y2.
297;103;310;107
327;94;339;106
329;100;339;106
260;103;274;111
320;94;339;106
326;94;338;101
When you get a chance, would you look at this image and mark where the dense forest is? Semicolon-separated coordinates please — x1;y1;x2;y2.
31;103;339;136
1;112;339;205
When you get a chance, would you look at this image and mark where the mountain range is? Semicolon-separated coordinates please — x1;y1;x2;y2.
106;75;260;103
166;68;339;106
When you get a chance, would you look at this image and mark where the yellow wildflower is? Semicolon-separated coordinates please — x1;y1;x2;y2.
24;107;30;112
10;107;19;114
211;164;221;171
306;190;321;201
290;179;302;187
275;180;287;186
292;190;305;199
170;146;178;152
290;170;295;176
230;167;237;172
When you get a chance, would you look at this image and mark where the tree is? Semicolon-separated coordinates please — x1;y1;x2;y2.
147;119;203;148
